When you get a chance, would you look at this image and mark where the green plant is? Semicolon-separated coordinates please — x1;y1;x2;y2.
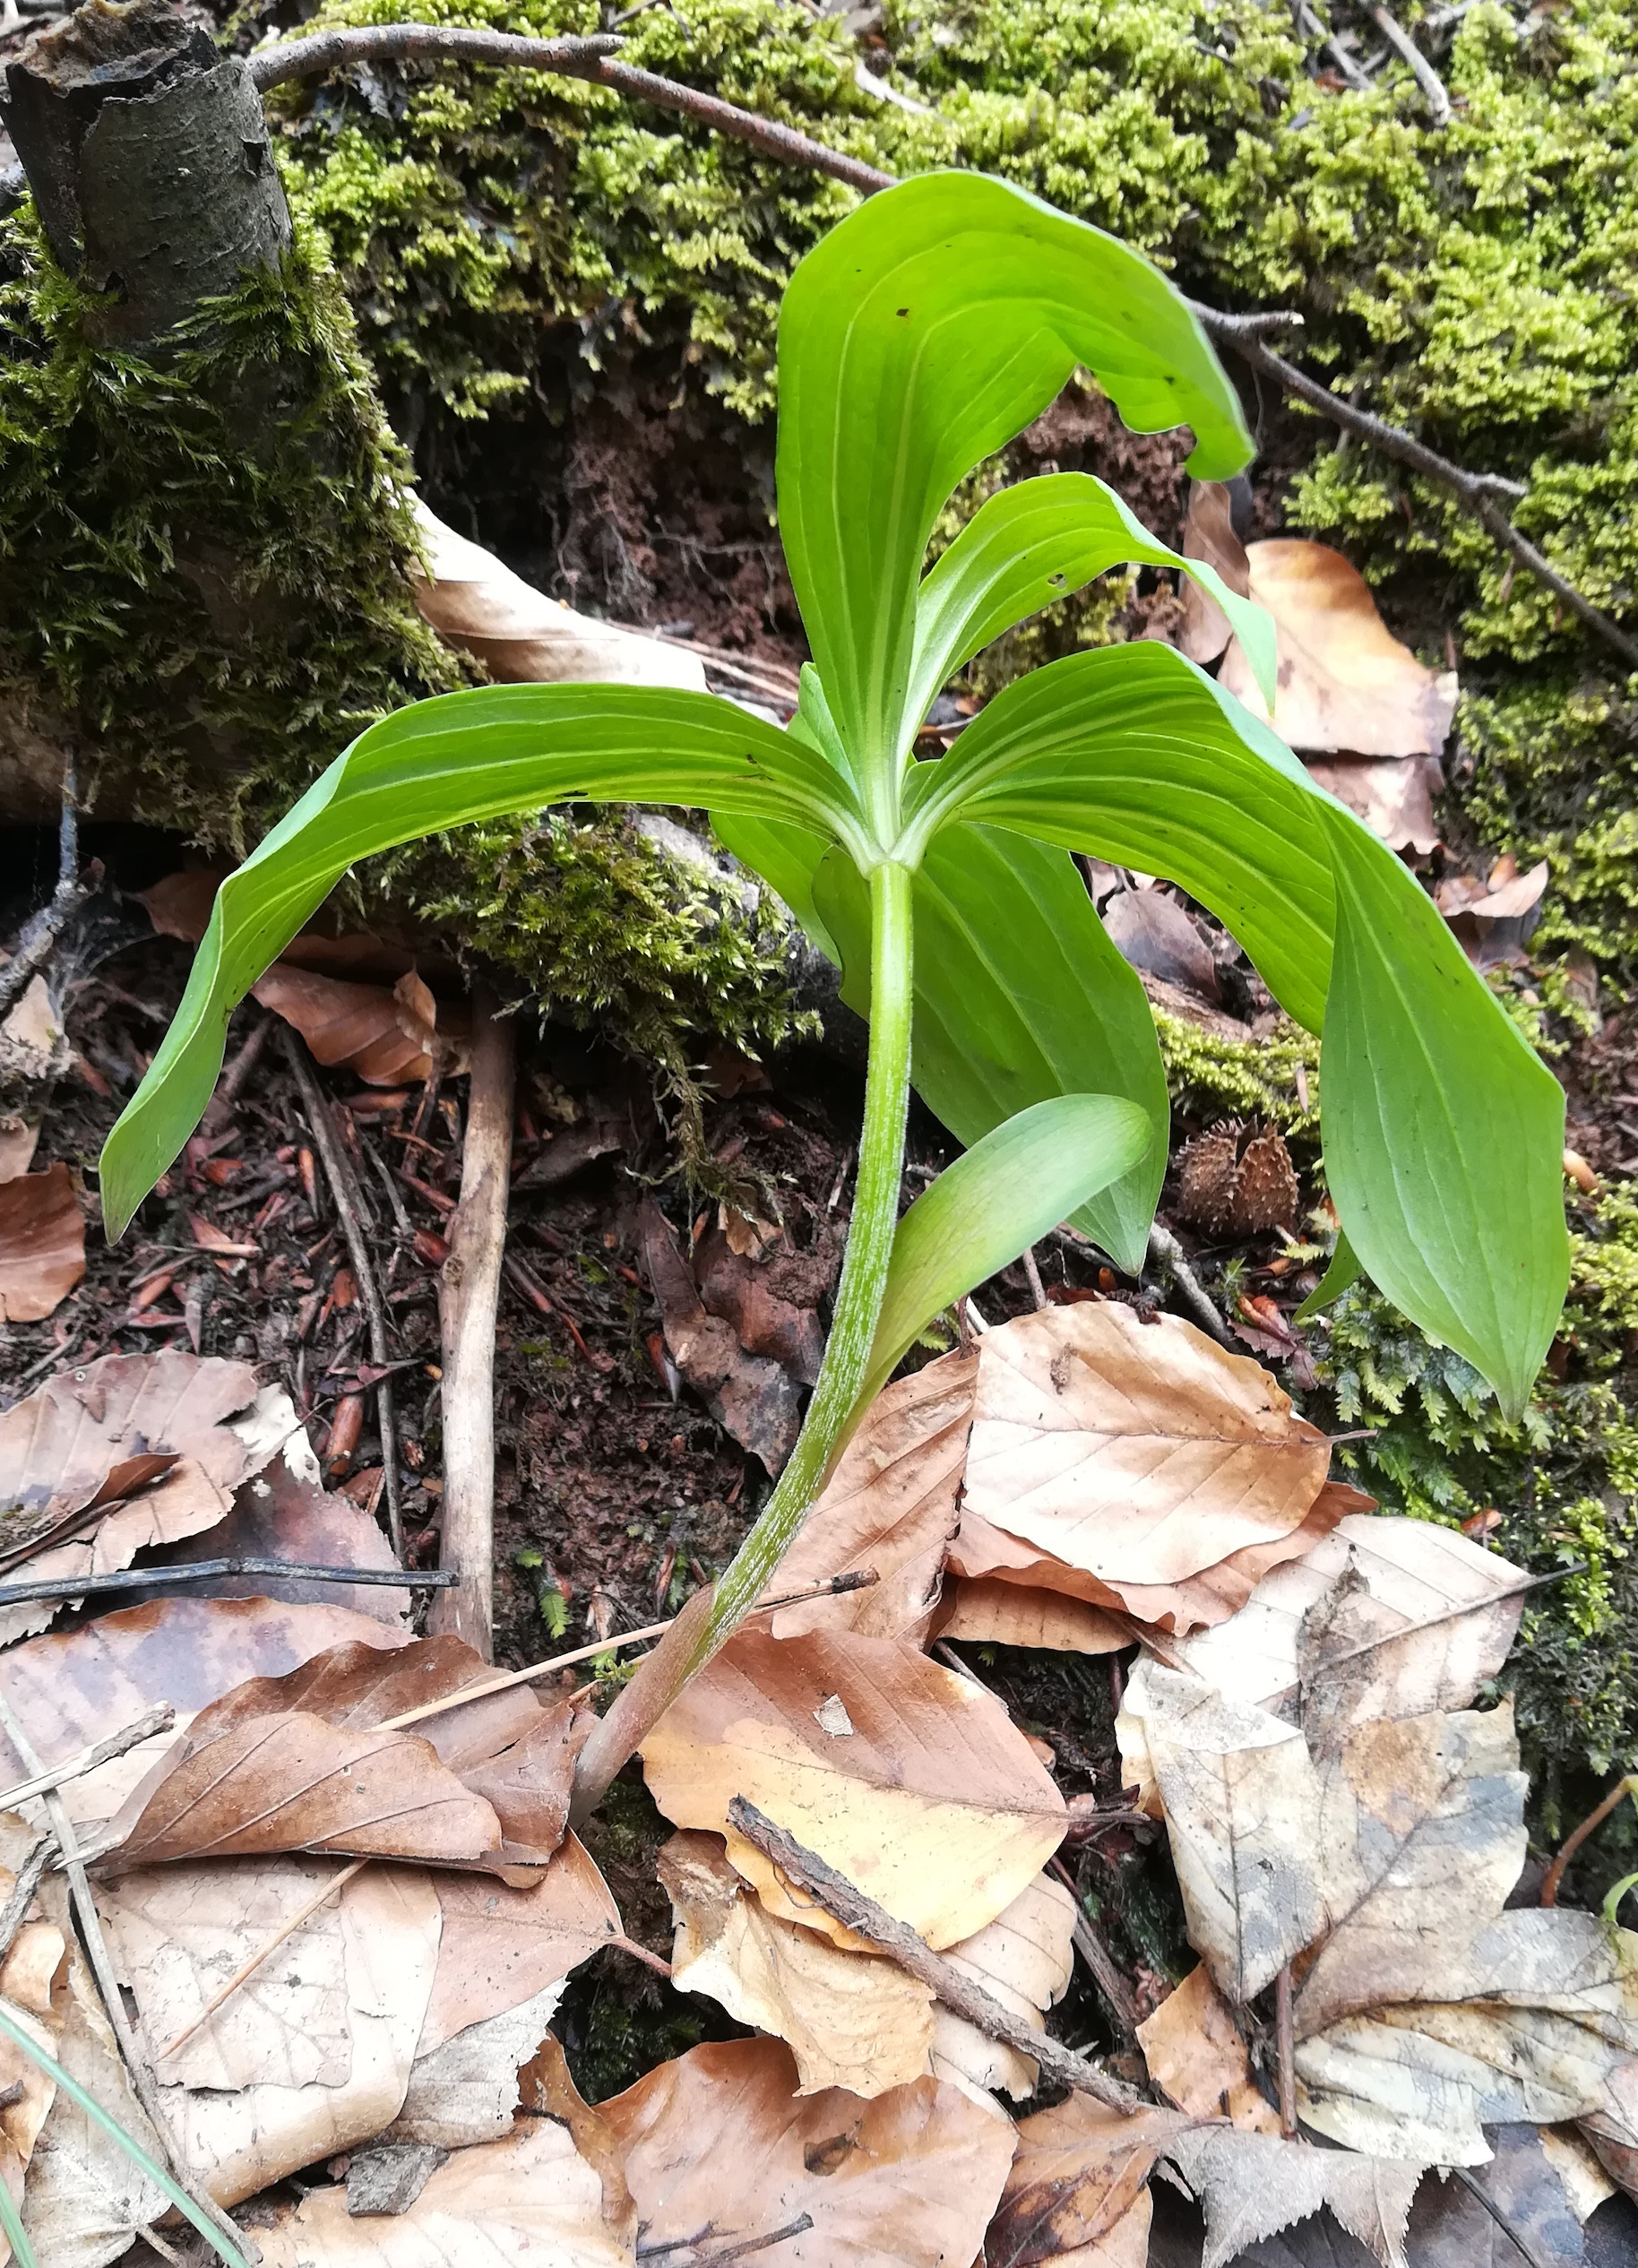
99;172;1570;1783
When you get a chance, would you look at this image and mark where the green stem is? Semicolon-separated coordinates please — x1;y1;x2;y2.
703;856;916;1644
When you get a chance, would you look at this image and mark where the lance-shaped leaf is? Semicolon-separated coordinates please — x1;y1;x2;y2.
858;1093;1151;1410
905;642;1568;1414
776;169;1253;768
99;684;858;1237
905;470;1277;745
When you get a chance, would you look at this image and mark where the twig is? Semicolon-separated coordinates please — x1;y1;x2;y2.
1295;0;1372;89
1541;1769;1638;1908
1367;4;1452;123
0;1560;454;1608
1275;1962;1297;2138
639;2219;816;2268
281;1029;404;1556
0;1690;256;2265
0;1839;48;1963
1145;1220;1232;1343
610;1931;673;1979
1021;1245;1050;1312
0;1704;174;1810
1452;2169;1556;2268
1048;1857;1140;2039
0;755;92;1020
728;1798;1143;2112
153;1857;371;2065
431;987;515;1658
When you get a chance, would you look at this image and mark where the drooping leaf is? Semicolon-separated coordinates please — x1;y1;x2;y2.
99;685;856;1237
859;1093;1151;1407
907;470;1277;740
776;169;1253;767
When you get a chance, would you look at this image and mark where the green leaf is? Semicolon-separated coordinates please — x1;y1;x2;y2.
1315;800;1568;1421
711;811;841;962
903;640;1570;1413
0;2177;37;2268
906;471;1277;746
1295;1227;1363;1321
776;171;1254;776
99;684;859;1239
859;1092;1151;1408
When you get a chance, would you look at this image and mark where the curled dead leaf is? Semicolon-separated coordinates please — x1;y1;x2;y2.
0;1161;83;1323
985;2093;1185;2268
252;965;469;1085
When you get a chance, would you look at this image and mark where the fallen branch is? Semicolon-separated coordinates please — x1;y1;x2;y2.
1144;1220;1233;1344
0;755;94;1021
431;985;515;1657
1541;1767;1638;1908
1367;4;1453;125
281;1029;406;1555
0;1837;48;1963
728;1797;1144;2113
0;1560;456;1608
0;1703;174;1810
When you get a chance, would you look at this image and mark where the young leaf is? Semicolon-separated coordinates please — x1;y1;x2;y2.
99;684;859;1237
858;1092;1151;1407
905;471;1278;748
1294;1226;1362;1319
776;170;1254;770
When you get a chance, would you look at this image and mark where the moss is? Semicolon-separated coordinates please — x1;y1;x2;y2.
1153;1009;1321;1140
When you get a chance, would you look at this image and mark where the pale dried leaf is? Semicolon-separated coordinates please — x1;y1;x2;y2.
142;873;423;982
386;1981;564;2147
0;1162;83;1322
602;2036;1016;2268
660;1830;935;2099
1410;2124;1586;2265
986;2095;1184;2268
254;2115;631;2268
1161;2126;1422;2268
1582;2057;1638;2203
1116;1660;1323;2002
252;964;468;1084
0;980;67;1092
1306;756;1443;857
412;499;705;693
763;1350;976;1643
964;1306;1330;1589
0;1596;412;1831
1295;1910;1638;2164
1178;481;1251;668
158;1862;440;2207
935;1577;1128;1654
1171;1513;1528;1721
930;1872;1075;2104
0;1118;39;1186
1539;2123;1615;2222
1136;1962;1280;2133
1219;540;1459;757
1103;888;1221;1001
640;1627;1065;1950
419;1833;619;2053
0;1850;67;2266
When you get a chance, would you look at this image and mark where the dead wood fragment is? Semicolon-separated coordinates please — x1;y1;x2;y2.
726;1795;1143;2113
0;1702;174;1810
432;988;514;1657
0;1559;457;1608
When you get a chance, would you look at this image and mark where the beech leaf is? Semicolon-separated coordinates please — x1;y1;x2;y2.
250;964;468;1086
928;1871;1076;2105
935;1578;1129;1655
1160;2126;1423;2268
0;1162;83;1324
985;2094;1183;2267
1136;1962;1281;2134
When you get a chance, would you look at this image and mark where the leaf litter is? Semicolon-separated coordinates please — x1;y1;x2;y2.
0;1277;1628;2265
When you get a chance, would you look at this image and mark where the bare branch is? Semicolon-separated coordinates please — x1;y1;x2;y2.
1367;4;1453;125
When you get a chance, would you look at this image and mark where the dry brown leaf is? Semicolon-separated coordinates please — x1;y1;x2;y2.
1172;1511;1528;1722
640;1202;804;1475
1136;1962;1280;2133
985;2094;1184;2268
1218;539;1460;757
1177;479;1250;668
141;872;423;983
935;1577;1128;1654
1160;2126;1422;2268
0;1829;68;2263
254;2115;632;2268
602;2036;1016;2268
1102;888;1220;1001
761;1350;976;1643
106;1634;582;1875
930;1872;1075;2105
157;1862;440;2207
695;1225;826;1386
1436;855;1551;967
1580;2057;1638;2203
963;1305;1330;1591
418;1832;619;2053
1411;2122;1590;2264
660;1829;936;2098
1307;755;1444;856
0;1351;284;1645
252;964;468;1085
412;499;706;693
0;1161;83;1323
640;1626;1065;1950
518;2035;639;2252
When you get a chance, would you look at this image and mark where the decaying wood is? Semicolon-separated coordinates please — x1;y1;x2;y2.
431;987;515;1657
0;1700;173;1811
0;1559;456;1607
726;1796;1144;2114
0;757;90;1020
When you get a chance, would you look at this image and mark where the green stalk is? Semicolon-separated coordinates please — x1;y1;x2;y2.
0;2169;39;2268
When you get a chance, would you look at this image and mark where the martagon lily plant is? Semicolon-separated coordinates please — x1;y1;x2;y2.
102;173;1569;1800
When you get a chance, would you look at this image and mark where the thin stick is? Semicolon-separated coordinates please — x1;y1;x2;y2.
0;1704;174;1810
1367;4;1452;124
281;1031;405;1555
0;755;91;1021
154;1858;371;2065
1021;1245;1050;1312
1274;1963;1297;2138
728;1798;1143;2112
610;1932;673;1979
1047;1856;1140;2039
1541;1770;1638;1908
0;1692;256;2265
0;1560;453;1608
0;1839;48;1963
1145;1220;1232;1344
1310;1564;1581;1677
431;987;515;1658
